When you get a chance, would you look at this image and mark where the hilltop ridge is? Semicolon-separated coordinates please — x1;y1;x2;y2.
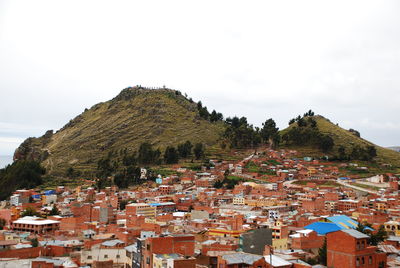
14;87;224;176
281;115;400;166
13;89;400;177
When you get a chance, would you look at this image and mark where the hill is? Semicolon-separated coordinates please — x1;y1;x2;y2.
280;115;400;167
14;87;224;176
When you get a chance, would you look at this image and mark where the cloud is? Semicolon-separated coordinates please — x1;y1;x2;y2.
0;0;399;154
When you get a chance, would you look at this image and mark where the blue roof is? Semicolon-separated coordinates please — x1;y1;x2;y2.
304;222;341;235
327;215;359;230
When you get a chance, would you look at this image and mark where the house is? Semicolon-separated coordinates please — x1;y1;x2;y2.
217;252;268;268
11;216;60;234
327;229;387;268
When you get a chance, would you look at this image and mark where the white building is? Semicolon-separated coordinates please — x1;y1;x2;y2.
81;240;127;267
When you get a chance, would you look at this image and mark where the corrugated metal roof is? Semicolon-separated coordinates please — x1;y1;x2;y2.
101;239;124;247
222;252;263;265
342;229;369;239
304;222;341;235
264;255;292;267
378;244;399;254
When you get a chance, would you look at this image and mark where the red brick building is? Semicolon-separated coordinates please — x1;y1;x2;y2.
291;230;325;253
142;234;195;268
327;229;387;268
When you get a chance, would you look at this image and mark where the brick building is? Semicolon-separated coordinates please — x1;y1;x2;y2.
142;235;195;268
11;216;60;234
327;229;387;268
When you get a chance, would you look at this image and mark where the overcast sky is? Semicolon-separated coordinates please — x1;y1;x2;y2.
1;0;399;157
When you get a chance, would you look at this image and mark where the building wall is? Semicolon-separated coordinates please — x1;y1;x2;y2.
327;231;387;268
81;247;127;267
240;228;272;255
291;231;324;252
142;235;195;268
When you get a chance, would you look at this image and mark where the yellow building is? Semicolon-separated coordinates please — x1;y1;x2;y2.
233;197;245;205
384;221;400;236
375;202;387;211
126;203;156;218
245;199;276;207
272;238;288;250
208;229;244;238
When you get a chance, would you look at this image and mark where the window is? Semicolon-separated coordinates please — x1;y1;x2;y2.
369;256;372;265
147;244;150;250
356;257;360;266
104;254;108;259
357;241;360;250
362;257;365;265
87;256;92;260
116;254;120;258
146;257;150;264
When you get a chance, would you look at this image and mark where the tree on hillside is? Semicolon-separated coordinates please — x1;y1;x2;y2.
304;110;315;117
0;160;45;200
366;145;377;159
337;145;347;160
97;157;115;178
224;116;261;148
260;118;280;147
137;142;161;165
297;117;307;127
122;151;137;166
319;135;334;153
307;117;317;128
350;145;377;161
349;128;361;137
164;146;179;164
210;110;223;122
197;101;210;120
114;173;128;189
194;143;205;160
177;141;193;158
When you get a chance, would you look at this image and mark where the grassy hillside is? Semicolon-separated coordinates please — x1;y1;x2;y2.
14;87;225;176
281;115;400;167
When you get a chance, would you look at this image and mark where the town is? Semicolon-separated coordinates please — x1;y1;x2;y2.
0;148;398;268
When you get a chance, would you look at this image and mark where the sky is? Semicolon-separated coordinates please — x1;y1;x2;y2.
0;0;400;157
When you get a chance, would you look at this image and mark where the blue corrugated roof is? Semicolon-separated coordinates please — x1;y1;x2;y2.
304;222;341;235
327;215;359;230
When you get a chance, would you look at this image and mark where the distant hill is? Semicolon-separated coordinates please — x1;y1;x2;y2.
388;146;400;152
280;115;400;166
14;87;224;176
